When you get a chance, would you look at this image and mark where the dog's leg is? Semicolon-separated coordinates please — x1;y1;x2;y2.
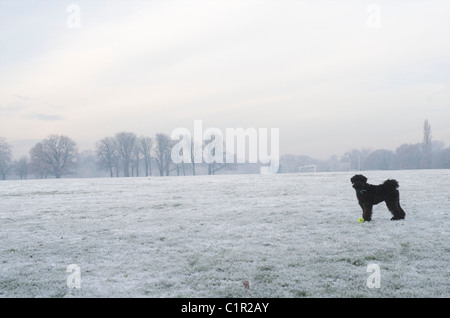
361;203;373;221
386;201;398;220
396;201;406;219
397;194;406;219
386;199;405;220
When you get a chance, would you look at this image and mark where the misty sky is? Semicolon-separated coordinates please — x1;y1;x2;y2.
1;0;449;159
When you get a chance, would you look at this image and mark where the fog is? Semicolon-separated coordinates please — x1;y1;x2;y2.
1;0;450;160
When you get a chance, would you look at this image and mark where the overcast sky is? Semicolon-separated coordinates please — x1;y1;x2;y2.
1;0;449;159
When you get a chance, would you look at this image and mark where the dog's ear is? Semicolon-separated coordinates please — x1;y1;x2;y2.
351;174;368;184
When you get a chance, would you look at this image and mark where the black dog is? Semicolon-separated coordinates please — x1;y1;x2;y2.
350;174;406;221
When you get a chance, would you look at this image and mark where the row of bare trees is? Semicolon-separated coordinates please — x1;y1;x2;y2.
96;132;156;178
0;135;78;179
3;120;447;179
95;132;231;177
0;131;233;179
278;120;450;172
338;120;450;170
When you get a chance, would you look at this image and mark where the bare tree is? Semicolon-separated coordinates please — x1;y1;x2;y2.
29;142;49;178
207;151;235;175
391;143;422;170
203;136;234;175
0;137;13;180
423;119;432;147
154;133;171;176
14;156;29;180
29;135;78;178
96;137;120;177
421;119;432;169
172;138;185;176
131;142;142;177
363;149;393;170
138;136;153;177
190;140;197;175
115;132;136;177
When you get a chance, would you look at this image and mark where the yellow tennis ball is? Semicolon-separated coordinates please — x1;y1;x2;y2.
358;217;365;223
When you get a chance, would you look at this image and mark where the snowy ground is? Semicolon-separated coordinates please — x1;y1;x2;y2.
1;170;449;298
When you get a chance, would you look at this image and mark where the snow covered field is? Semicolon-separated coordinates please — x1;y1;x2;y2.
1;170;449;298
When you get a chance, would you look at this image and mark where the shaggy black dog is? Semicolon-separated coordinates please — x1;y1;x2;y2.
350;174;406;221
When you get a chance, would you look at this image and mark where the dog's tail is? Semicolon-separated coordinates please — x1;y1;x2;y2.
383;179;399;189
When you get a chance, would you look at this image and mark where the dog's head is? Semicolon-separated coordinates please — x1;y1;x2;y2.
350;174;368;191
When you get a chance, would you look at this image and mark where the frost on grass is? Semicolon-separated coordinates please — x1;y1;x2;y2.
0;170;449;297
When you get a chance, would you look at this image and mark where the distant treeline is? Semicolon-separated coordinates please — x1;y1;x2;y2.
279;142;450;173
280;120;450;172
1;120;449;180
